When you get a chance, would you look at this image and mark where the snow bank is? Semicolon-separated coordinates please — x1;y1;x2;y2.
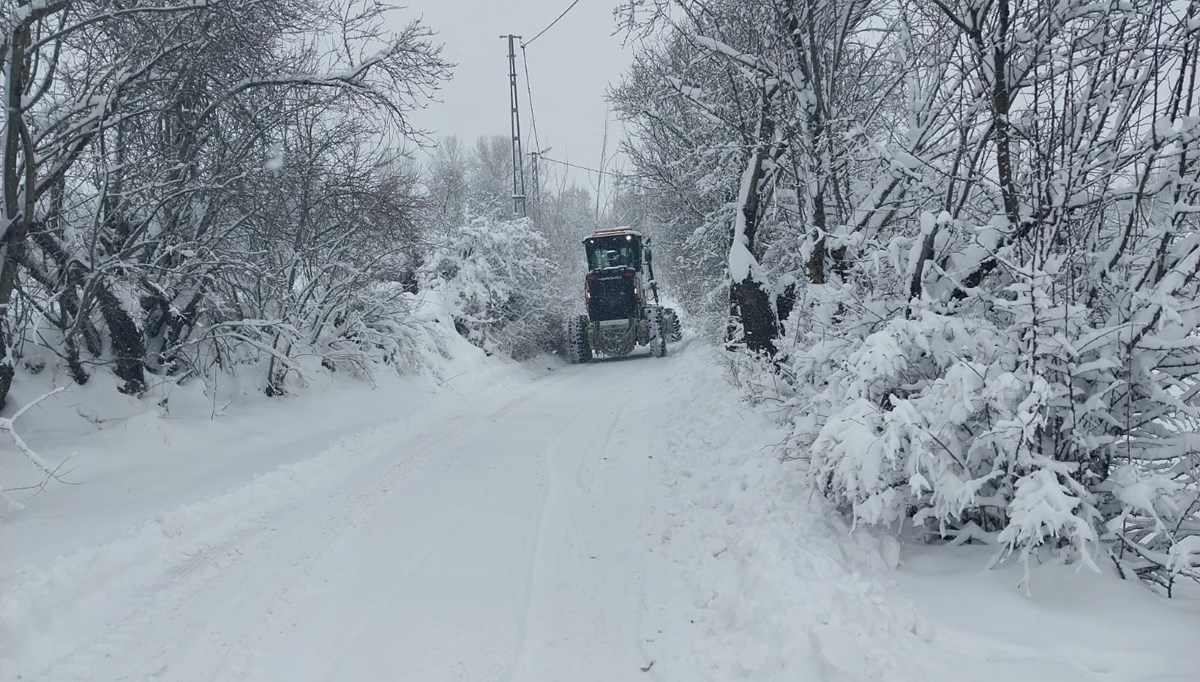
654;345;1200;681
652;346;935;681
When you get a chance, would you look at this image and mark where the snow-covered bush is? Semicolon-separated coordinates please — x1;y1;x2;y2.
778;250;1200;593
422;214;563;360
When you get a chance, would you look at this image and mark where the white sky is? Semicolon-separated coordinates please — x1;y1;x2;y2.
400;1;633;191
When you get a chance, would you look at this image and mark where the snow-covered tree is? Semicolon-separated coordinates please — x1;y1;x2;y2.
617;0;1200;593
0;0;450;407
421;213;561;360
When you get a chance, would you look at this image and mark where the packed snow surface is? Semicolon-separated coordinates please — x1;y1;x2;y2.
2;341;1196;681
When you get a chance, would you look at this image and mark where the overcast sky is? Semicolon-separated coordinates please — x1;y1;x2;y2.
401;0;632;191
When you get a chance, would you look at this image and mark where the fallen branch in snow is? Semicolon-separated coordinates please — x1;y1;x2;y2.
436;371;468;387
3;457;77;496
0;387;77;498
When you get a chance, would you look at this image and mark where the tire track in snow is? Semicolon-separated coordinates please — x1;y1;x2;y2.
205;418;485;682
8;347;688;682
496;377;621;682
237;368;590;681
27;411;480;682
506;354;670;681
574;397;630;495
253;363;627;682
40;368;578;681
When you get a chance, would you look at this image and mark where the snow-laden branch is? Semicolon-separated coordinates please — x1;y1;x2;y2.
0;387;66;479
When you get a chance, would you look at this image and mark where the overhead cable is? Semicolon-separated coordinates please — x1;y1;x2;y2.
521;0;583;48
537;155;656;191
520;45;542;153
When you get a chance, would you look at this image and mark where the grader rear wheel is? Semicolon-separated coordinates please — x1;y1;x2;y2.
565;315;592;364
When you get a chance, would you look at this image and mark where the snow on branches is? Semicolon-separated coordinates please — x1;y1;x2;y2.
0;0;450;406
421;213;563;361
616;0;1200;592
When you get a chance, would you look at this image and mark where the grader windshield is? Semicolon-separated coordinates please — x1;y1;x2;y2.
584;234;643;272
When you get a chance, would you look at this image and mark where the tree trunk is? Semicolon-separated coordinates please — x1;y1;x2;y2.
92;281;147;395
726;91;780;355
776;280;797;333
0;19;33;412
946;0;1022;298
731;277;778;355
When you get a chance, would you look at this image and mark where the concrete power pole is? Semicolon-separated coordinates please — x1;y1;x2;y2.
500;34;527;219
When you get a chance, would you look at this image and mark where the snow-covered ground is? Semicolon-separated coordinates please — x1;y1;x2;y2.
2;338;1196;681
650;350;1199;682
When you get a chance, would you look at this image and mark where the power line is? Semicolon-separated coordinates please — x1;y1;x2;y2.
537;156;656;192
521;0;583;48
518;0;647;195
520;46;545;219
538;156;613;176
520;45;541;154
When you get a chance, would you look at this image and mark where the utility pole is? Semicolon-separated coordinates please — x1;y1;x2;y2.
500;34;526;218
527;147;550;223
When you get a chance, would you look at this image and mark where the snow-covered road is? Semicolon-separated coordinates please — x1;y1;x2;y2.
239;352;670;682
4;340;1197;682
5;349;683;681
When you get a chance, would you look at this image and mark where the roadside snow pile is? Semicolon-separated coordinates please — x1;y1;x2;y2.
657;346;1200;682
653;346;935;682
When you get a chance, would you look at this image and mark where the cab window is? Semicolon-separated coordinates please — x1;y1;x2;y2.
585;236;641;271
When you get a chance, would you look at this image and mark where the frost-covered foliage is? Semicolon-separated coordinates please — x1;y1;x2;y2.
0;1;450;406
783;247;1200;594
617;0;1200;593
422;214;563;360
